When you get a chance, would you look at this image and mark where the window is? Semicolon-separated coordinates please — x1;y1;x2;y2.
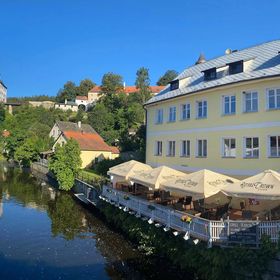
197;139;207;157
155;109;164;124
267;89;280;110
181;140;190;157
222;138;236;157
155;141;163;156
167;141;176;157
168;106;176;122
228;61;243;75
244;92;258;112
170;80;179;91
223;95;236;115
197;101;207;118
181;103;191;120
244;137;259;158
203;68;217;81
269;136;280;157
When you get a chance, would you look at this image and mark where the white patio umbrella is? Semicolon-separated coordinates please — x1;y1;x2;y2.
129;166;185;190
107;160;152;186
221;170;280;200
161;169;239;200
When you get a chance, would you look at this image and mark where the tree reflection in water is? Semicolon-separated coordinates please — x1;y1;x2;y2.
47;194;87;240
0;163;192;279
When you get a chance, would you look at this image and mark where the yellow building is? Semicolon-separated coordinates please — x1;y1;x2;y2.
145;40;280;177
50;121;119;168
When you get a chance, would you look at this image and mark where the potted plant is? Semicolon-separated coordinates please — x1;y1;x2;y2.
181;215;192;223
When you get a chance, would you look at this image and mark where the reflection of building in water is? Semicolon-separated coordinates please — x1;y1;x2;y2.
0;199;2;217
47;187;56;200
82;215;87;227
26;202;46;212
5;191;10;200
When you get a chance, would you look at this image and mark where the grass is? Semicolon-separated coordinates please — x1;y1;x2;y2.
79;169;102;180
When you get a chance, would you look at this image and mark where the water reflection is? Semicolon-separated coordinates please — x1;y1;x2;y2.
0;164;192;280
0;164;143;279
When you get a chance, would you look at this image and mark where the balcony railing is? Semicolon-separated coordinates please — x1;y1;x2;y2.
100;185;280;248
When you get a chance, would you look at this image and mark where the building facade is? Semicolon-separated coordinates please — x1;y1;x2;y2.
54;100;78;112
29;101;55;109
145;40;280;177
0;81;7;103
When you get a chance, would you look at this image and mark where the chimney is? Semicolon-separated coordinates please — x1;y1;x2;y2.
64;99;67;104
77;121;81;129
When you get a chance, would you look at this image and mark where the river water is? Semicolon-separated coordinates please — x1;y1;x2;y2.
0;164;191;280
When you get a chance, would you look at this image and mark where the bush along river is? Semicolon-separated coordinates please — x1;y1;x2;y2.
0;163;195;280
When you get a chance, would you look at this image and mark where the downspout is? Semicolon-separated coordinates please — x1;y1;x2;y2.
144;105;147;164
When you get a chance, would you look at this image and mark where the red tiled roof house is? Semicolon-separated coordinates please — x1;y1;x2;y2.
88;85;165;103
50;121;119;168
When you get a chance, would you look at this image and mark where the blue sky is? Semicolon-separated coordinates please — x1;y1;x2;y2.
0;0;280;98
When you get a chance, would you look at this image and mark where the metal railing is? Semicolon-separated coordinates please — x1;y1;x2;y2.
100;185;280;247
74;179;101;206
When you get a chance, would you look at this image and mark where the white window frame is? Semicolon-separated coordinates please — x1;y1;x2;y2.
167;141;176;157
155;141;163;156
155;108;163;124
168;106;176;122
196;100;207;119
243;91;258;113
268;135;280;158
180;140;190;157
222;138;236;158
180;103;191;120
222;95;236;115
196;139;207;158
243;137;259;158
266;88;280;110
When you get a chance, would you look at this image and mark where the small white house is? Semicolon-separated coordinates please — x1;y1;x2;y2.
54;100;78;112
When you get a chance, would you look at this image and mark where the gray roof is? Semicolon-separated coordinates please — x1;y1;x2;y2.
146;40;280;105
0;80;7;89
56;121;96;134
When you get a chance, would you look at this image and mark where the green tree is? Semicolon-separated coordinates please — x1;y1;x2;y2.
126;103;144;128
56;81;77;102
100;72;123;96
87;103;117;144
99;73;125;112
0;103;5;123
49;139;81;191
77;79;95;96
157;70;178;86
135;67;151;103
14;137;40;166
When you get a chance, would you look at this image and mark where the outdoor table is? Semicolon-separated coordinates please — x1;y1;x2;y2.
132;192;142;196
156;199;171;206
202;202;225;211
146;193;154;200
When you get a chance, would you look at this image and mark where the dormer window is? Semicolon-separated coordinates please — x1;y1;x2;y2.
228;60;243;75
203;68;217;81
170;80;179;91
